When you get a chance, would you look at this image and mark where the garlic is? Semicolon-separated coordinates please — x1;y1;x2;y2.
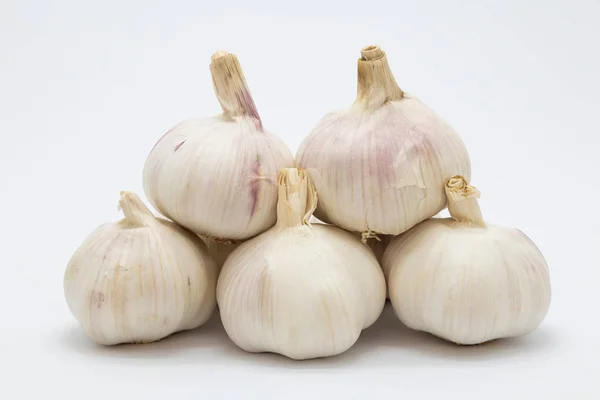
382;176;551;345
296;45;471;238
364;234;393;299
365;234;393;265
217;168;386;360
143;50;295;241
310;214;391;264
63;191;218;345
200;235;242;272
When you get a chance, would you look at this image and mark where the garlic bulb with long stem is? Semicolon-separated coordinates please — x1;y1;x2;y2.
296;45;471;238
63;191;218;345
382;176;551;345
143;50;295;241
217;168;386;360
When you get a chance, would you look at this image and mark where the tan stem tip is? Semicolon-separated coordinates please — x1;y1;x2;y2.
276;168;318;229
361;45;384;61
356;44;403;107
118;191;155;227
209;49;262;126
210;50;231;63
444;176;486;227
445;175;481;201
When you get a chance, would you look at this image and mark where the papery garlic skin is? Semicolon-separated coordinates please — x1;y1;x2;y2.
382;177;551;345
297;45;471;237
365;234;393;298
365;234;393;265
200;236;243;272
63;192;218;345
217;168;386;360
143;51;294;241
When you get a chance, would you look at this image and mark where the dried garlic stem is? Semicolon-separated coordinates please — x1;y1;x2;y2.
444;176;486;227
209;50;262;128
276;168;318;229
118;191;155;227
356;45;404;109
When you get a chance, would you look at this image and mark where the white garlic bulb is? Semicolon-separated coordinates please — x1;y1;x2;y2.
296;45;471;238
63;191;218;345
143;50;294;241
217;168;386;360
382;176;551;345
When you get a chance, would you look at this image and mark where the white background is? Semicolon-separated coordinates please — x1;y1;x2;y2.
1;0;598;398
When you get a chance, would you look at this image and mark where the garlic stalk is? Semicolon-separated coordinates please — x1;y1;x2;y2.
296;45;471;238
217;168;386;360
382;176;551;345
63;191;218;345
143;50;294;241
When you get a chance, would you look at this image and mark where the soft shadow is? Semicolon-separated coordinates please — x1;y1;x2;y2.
236;302;561;369
55;303;561;368
55;310;246;365
347;301;561;364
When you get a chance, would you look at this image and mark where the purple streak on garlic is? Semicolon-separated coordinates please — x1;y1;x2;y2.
248;156;262;217
142;51;294;241
296;45;471;238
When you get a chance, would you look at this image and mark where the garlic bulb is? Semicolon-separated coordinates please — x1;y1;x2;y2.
143;50;294;241
382;176;551;345
217;168;386;360
296;45;471;238
63;191;218;345
200;236;242;272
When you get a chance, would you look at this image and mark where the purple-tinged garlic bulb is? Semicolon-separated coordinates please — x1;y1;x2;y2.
297;45;471;238
143;51;294;241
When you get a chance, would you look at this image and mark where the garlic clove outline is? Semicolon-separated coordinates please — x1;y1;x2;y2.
382;176;552;345
63;191;218;345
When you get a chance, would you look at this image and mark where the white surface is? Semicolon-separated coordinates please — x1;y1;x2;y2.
1;0;598;398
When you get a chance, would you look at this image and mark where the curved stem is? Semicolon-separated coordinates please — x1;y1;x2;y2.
276;168;318;229
209;50;262;129
444;176;486;227
355;45;404;109
118;191;155;227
